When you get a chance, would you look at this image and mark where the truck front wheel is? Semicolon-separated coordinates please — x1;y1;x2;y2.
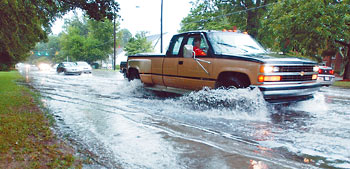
215;76;245;89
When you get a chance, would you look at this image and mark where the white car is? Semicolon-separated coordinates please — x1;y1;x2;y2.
317;66;335;86
57;62;82;75
75;61;92;74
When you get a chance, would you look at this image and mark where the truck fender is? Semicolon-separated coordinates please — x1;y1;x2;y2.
128;59;152;74
216;68;252;88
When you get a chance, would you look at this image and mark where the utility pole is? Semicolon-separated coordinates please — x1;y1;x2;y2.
113;11;117;71
160;0;163;53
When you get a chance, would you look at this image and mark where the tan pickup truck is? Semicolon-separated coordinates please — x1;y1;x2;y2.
125;30;321;103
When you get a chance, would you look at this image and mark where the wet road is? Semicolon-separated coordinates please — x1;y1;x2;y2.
21;69;350;169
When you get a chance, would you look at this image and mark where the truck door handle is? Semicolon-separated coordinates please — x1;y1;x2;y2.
178;61;183;65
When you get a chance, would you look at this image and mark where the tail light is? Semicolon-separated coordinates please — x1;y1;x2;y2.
330;70;334;75
318;69;322;74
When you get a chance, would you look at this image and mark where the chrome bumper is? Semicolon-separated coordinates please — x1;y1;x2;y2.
252;82;322;103
317;75;335;86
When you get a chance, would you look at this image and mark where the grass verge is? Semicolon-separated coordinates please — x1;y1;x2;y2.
0;71;81;168
333;80;350;88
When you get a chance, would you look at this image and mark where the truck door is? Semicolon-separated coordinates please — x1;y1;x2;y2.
178;33;214;90
162;35;184;88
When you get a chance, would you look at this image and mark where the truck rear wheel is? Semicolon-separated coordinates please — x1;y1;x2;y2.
128;69;140;81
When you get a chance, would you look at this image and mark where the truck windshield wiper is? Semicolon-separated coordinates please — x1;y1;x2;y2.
216;42;237;48
216;42;248;53
242;45;260;50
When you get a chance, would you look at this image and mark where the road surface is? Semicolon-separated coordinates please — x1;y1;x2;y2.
20;68;350;169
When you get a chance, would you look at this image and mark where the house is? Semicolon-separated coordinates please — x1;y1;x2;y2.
322;50;344;74
146;32;173;53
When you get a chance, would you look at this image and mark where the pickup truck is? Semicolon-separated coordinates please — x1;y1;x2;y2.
125;30;321;103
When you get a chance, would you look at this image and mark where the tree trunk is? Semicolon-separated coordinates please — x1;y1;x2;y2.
335;40;350;80
343;46;350;80
246;10;259;38
244;0;261;38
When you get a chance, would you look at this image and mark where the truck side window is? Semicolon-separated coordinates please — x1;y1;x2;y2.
171;36;184;55
187;35;208;56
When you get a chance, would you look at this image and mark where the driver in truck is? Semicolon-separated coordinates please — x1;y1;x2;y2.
193;37;206;56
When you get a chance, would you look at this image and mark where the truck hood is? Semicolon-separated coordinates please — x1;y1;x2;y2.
260;56;316;65
220;53;317;65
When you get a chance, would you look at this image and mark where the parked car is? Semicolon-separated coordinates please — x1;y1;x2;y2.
75;61;92;74
317;66;335;86
56;62;82;75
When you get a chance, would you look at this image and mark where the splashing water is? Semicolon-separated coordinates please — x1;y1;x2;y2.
176;87;269;121
180;87;266;110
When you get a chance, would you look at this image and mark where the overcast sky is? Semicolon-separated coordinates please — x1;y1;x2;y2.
51;0;193;36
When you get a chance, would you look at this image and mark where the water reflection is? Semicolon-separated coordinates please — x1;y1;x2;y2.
269;106;314;129
249;160;268;169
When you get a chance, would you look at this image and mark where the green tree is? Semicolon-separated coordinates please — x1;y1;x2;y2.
87;18;114;59
117;29;132;47
63;15;89;36
59;16;116;64
124;32;153;56
60;26;85;62
180;0;276;38
263;0;350;79
0;0;119;70
47;35;62;62
28;35;61;63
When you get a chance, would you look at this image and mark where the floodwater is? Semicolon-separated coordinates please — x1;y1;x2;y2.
20;68;350;169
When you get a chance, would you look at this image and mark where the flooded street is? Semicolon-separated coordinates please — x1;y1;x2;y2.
20;69;350;169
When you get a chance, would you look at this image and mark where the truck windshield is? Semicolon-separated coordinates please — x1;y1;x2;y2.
207;32;266;55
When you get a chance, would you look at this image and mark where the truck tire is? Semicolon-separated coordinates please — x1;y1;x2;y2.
216;76;245;89
128;69;140;81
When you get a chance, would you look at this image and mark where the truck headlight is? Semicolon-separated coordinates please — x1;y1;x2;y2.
260;65;279;73
313;66;319;72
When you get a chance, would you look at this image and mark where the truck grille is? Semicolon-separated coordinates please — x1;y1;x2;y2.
279;66;314;72
270;66;315;82
281;75;313;82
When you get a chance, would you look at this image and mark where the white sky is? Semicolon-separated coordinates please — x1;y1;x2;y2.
51;0;193;36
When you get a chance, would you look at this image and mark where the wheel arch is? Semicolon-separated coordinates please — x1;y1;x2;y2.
127;67;140;80
216;71;251;88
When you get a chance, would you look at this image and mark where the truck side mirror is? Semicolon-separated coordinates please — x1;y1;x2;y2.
183;45;193;58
